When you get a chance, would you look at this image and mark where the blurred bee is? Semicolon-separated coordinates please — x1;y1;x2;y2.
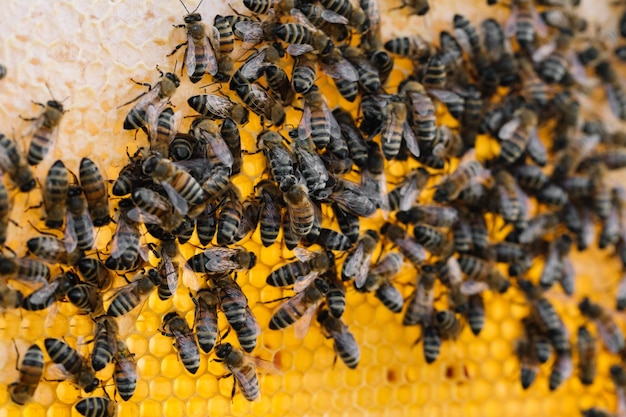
297;3;350;42
121;69;180;131
458;254;510;294
515;332;539;389
91;315;119;372
504;0;548;51
107;269;161;317
269;277;329;338
105;199;144;272
0;64;5;79
435;310;463;340
67;282;104;315
266;248;332;288
380;96;418;161
412;225;454;258
298;85;341;151
453;14;482;58
403;264;436;326
21;271;77;311
517;57;549;109
331;202;360;243
342;230;378;287
396;204;458;227
187;93;249;125
191;288;219;353
214;15;236;82
361;141;389;213
148;107;182;158
265;64;295;106
535;31;579;85
318;0;366;29
0;281;23;311
328;178;377;217
75;397;116;417
493;169;523;224
142;155;205;216
235;306;261;353
391;0;429;16
539;234;573;291
282;176;316;238
384;35;434;61
44;338;99;392
388;167;430;212
27;236;83;266
317;307;360;369
358;252;404;313
307;228;352;251
77;257;111;290
433;153;486;203
191;117;234;170
467;294;485;336
187;247;256;274
589;161;611;220
235;81;285;127
169;0;218;82
381;222;427;267
422;324;442;364
114;339;137;401
332;108;368;168
79;158;110;227
594;60;626;118
42;160;69;229
0;133;36;192
0;255;50;287
579;297;625;354
161;311;200;374
496;107;538;165
340;45;381;93
22;92;65;166
112;150;146;196
214;342;279;401
577;325;597;386
549;352;573;391
9;344;44;405
211;272;249;331
66;185;96;252
398;80;436;151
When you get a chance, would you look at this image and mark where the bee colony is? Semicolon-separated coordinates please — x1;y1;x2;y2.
1;0;626;416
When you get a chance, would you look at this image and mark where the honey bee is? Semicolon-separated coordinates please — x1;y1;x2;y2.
577;325;597;386
0;281;23;311
22;92;65;166
114;339;137;401
399;80;437;148
504;0;548;52
403;264;436;326
66;185;96;252
75;397;116;417
77;257;111;290
392;0;429;16
434;154;486;203
21;271;77;311
190;117;234;170
107;269;161;317
44;338;99;392
342;230;379;287
328;178;377;218
579;297;625;354
458;254;510;294
388;167;430;212
79;158;110;227
282;177;316;238
234;306;261;353
396;204;458;227
105;199;144;272
42;160;69;229
297;86;341;151
276;10;334;56
235;81;285;127
381;96;418;160
169;0;218;83
384;35;434;61
381;222;427;267
549;352;573;391
422;324;442;364
467;294;485;336
214;14;235;54
256;130;295;187
148;107;182;158
211;272;249;332
539;234;573;291
8;344;44;405
187;93;249;125
187;247;256;274
496;107;538;165
0;180;9;247
319;48;360;103
340;45;381;93
216;188;244;246
413;225;454;258
220;118;242;175
255;180;284;247
214;342;279;402
297;3;350;43
435;310;464;340
264;64;295;106
67;282;104;315
332;202;360;243
0;255;50;287
91;315;119;372
191;288;219;353
112;150;147;196
0;133;36;192
269;278;329;338
26;236;83;266
292;52;318;95
358;252;404;313
493;169;523;225
121;69;180;131
161;311;201;374
317;307;360;369
266;248;332;288
515;333;539;389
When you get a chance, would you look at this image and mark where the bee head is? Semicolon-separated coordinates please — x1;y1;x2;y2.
163;311;179;323
184;13;202;24
84;377;100;393
47;100;64;112
146;268;161;285
164;72;181;88
215;343;232;359
141;155;159;175
316;308;330;324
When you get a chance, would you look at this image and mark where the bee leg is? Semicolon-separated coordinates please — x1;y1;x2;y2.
168;42;188;58
11;339;21;371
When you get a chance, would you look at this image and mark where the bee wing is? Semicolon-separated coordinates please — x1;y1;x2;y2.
320;58;359;82
161;254;179;295
294;271;321;293
161;180;189;216
203;36;219;76
498;117;520;141
325;104;342;141
198;129;234;167
234;21;264;43
321;9;349;24
184;32;198;78
286;43;315;56
126;207;164;226
110;217;139;260
203;94;234;119
241;49;269;80
504;5;519;37
130;81;164;115
403;121;420;158
294;301;318;339
343;243;365;279
530;3;548;38
453;28;473;56
64;212;79;253
293;247;318;263
27;280;59;305
428;89;463;106
204;247;235;270
353;252;373;289
290;8;317;31
147;106;160;145
298;105;313;142
526;129;547;166
410;93;434;116
460;280;489;295
382;109;400;146
247;354;282;375
44;303;60;328
182;267;200;292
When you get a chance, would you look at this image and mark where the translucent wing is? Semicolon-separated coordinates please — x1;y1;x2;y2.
403;120;420;158
498;117;520;141
531;41;556;64
353;251;373;289
147;106;160;145
324;103;342;142
110;217;139;260
203;36;219;76
526;129;547;166
234;21;265;44
204;247;238;271
460;280;490;296
298;106;313;142
293;247;318;263
294;271;322;293
320;58;359;82
504;6;519;37
321;9;349;24
198;129;234;167
161;180;189;216
202;94;234;119
290;8;318;31
343;243;365;279
294;302;318;339
185;32;197;78
161;252;179;295
27;280;59;305
65;212;78;253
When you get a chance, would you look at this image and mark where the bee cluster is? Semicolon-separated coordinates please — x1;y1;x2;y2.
2;0;626;415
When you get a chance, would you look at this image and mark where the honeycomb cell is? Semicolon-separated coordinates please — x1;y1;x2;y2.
301;369;324;394
208;396;230;416
161;353;183;379
148;333;172;357
46;403;69;417
55;382;79;405
137;355;159;379
149;377;173;402
282;370;302;392
139;399;162;417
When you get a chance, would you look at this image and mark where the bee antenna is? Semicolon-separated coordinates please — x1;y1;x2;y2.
191;0;206;13
178;0;191;14
44;82;57;101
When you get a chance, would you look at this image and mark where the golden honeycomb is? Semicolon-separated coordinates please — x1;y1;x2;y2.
0;0;625;417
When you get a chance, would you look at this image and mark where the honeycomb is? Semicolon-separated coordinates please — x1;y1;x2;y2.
0;0;625;417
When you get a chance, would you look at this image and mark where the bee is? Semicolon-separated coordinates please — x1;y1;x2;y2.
318;48;360;103
187;247;256;274
65;185;96;252
276;10;334;56
388;168;430;212
122;69;180;131
358;252;404;313
21;271;77;311
0;256;50;287
319;0;366;29
0;182;9;247
282;177;316;238
297;3;350;42
0;133;36;192
396;204;458;227
214;342;278;402
257;130;295;186
216;189;244;245
264;64;295;106
309;228;352;251
467;294;485;336
255;180;284;247
384;35;434;61
412;225;454;258
517;57;549;110
392;0;430;16
112;150;146;196
235;306;261;353
435;310;463;340
297;86;341;151
332;108;368;168
496;107;538;165
589;161;611;220
399;80;436;148
187;94;249;125
214;14;235;54
266;248;332;288
342;230;379;287
381;96;418;160
105;199;143;272
577;325;597;386
191;117;234;170
515;334;539;389
161;311;200;374
195;202;217;246
493;169;523;224
381;222;427;268
107;269;161;317
269;277;329;338
328;178;377;218
539;234;573;291
8;344;44;405
67;283;105;315
78;158;110;227
458;254;510;294
453;14;482;58
23;93;65;166
169;0;218;83
340;45;381;93
331;202;360;243
90;315;119;372
504;0;548;51
317;307;360;369
200;165;233;202
369;50;394;86
535;31;576;85
113;339;136;402
360;142;389;213
579;297;625;354
422;324;442;364
292;52;318;95
220;118;242;175
0;281;24;311
44;338;99;392
211;272;249;331
191;289;219;353
42;160;69;228
235;81;285;127
75;397;116;417
77;257;111;290
149;107;181;158
433;153;486;203
403;264;436;326
549;352;573;391
26;236;83;266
